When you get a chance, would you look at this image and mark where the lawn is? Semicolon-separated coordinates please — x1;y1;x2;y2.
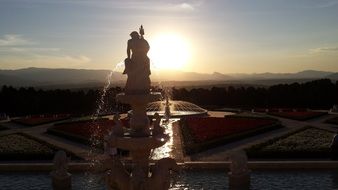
180;116;281;155
246;127;334;159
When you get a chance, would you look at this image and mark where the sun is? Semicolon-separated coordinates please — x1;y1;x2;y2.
148;34;191;70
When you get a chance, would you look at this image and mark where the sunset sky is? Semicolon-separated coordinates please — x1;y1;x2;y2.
1;0;338;74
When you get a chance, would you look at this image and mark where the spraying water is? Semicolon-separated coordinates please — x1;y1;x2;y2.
93;61;125;118
95;71;113;117
86;61;125;179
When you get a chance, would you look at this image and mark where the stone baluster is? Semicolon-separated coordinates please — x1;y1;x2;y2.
50;150;72;190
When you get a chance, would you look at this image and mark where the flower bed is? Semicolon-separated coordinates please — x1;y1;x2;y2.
0;133;76;161
48;118;129;145
325;116;338;125
13;114;71;126
268;111;326;121
180;116;281;155
246;127;333;159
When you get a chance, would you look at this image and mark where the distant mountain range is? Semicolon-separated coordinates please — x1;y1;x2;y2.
0;67;337;88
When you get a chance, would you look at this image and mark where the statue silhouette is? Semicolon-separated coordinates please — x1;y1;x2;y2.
124;26;151;94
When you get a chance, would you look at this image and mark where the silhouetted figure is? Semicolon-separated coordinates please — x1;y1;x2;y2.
124;26;151;94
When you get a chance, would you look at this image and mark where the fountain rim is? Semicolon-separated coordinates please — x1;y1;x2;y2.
139;100;209;118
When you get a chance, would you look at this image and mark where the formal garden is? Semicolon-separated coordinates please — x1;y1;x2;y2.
179;115;281;154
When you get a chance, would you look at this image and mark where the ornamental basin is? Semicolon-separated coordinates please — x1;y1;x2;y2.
110;134;169;151
116;92;162;105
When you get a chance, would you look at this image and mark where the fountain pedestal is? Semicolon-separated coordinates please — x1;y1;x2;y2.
103;92;178;190
117;93;161;137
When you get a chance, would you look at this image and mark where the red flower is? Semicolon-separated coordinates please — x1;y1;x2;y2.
51;119;128;141
185;117;275;143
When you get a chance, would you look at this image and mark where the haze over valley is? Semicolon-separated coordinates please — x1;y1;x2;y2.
0;67;337;88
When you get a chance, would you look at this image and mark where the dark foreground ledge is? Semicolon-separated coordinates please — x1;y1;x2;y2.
1;161;338;172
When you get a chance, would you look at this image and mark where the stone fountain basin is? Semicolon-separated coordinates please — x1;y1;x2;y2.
116;92;162;104
111;134;169;151
1;169;337;190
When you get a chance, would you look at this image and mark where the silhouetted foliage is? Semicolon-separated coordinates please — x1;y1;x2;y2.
1;79;337;116
0;86;125;116
172;79;338;110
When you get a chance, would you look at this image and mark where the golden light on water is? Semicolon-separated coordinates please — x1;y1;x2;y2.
149;34;191;70
151;119;177;160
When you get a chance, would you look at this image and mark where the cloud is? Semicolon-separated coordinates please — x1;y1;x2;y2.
0;47;60;53
175;3;195;11
314;0;338;8
91;1;200;12
0;34;32;46
0;33;91;68
0;54;91;69
310;47;338;53
33;54;91;65
3;0;201;13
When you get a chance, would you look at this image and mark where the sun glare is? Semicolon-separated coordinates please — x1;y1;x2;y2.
148;34;191;70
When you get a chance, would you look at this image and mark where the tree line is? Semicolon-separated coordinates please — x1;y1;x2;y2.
0;86;125;116
1;79;337;116
171;79;338;110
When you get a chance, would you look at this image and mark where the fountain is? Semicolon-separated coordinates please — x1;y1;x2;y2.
103;26;179;190
146;99;208;118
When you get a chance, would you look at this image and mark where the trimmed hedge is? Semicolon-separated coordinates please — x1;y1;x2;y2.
246;127;334;159
12;115;71;126
268;111;326;121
